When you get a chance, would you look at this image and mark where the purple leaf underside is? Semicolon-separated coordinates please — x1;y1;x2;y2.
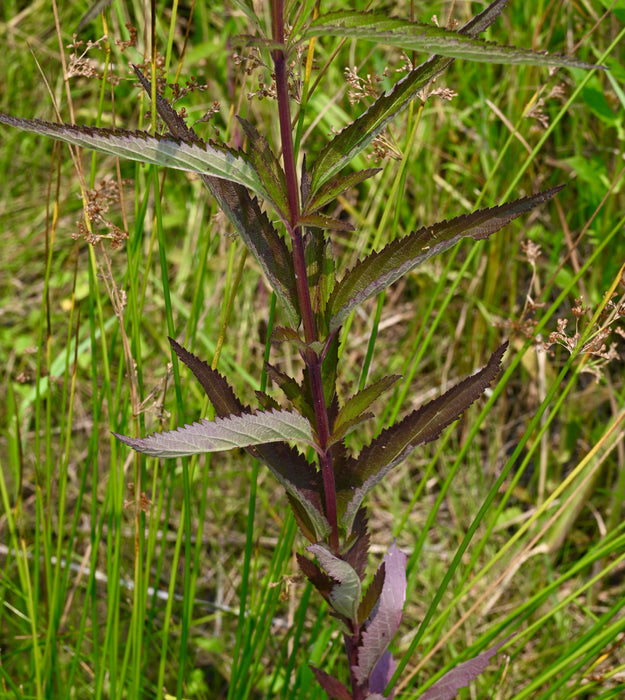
328;186;564;332
353;542;407;685
420;635;514;700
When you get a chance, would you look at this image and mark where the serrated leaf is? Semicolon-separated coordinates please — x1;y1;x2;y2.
420;636;514;700
308;0;554;191
169;338;249;416
327;186;564;332
0;113;267;198
308;544;362;622
131;70;300;326
310;54;453;191
331;375;401;444
305;11;600;69
338;344;507;532
353;542;407;685
114;408;315;457
302;168;382;214
309;667;353;700
203;178;300;327
237;116;290;219
168;339;329;540
343;508;369;580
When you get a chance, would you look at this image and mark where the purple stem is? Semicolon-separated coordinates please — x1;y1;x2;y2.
271;0;339;552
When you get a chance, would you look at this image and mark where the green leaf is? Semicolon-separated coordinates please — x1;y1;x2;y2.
302;168;381;214
307;544;362;622
305;11;600;69
0;113;267;198
114;408;315;457
308;0;601;191
310;54;453;191
327;186;564;333
331;375;402;445
337;344;508;532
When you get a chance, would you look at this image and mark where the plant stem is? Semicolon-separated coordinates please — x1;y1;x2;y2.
271;0;339;551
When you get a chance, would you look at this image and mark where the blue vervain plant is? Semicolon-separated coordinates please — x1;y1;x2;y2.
0;1;604;697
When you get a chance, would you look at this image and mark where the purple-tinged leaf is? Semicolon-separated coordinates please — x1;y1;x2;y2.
353;542;407;685
327;187;564;332
297;553;334;601
302;168;382;215
133;65;202;144
255;442;330;541
169;338;249;417
204;178;300;327
305;12;600;69
287;493;320;543
369;650;398;699
338;344;507;532
331;375;402;445
238;116;290;220
0;113;266;197
308;544;362;622
342;508;369;580
168;341;329;540
310;55;452;191
264;361;316;424
309;666;354;700
357;562;385;626
420;636;513;700
114;408;315;457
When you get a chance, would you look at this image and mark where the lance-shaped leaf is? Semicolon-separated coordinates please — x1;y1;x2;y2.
168;339;329;539
0;114;267;198
132;68;300;326
309;667;353;700
420;636;514;700
327;186;564;333
337;344;507;532
308;0;510;191
204;177;301;327
330;375;401;445
114;408;315;458
307;544;362;622
237;116;290;220
353;542;407;685
302;168;381;215
305;11;599;69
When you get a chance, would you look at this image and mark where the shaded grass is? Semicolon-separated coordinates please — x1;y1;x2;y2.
1;0;624;698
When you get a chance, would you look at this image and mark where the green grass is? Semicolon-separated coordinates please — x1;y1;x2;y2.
1;0;624;698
